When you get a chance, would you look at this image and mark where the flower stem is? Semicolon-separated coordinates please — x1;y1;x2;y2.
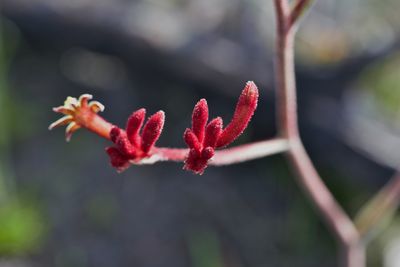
145;138;289;165
211;138;289;166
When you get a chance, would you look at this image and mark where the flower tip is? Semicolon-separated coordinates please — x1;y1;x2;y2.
140;110;166;154
89;101;105;113
48;122;58;131
79;94;93;101
78;94;93;107
184;128;200;150
155;110;165;121
192;98;209;143
204;117;223;148
242;81;259;102
64;96;79;108
65;122;80;142
135;108;146;116
197;98;207;106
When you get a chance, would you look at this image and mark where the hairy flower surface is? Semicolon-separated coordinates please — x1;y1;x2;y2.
106;110;165;172
184;81;259;174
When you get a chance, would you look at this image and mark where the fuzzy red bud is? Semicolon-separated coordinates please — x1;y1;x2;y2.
184;148;210;175
184;128;201;151
191;99;208;143
110;127;137;158
105;146;130;171
216;81;258;147
141;111;165;154
201;147;215;160
204;117;223;148
126;108;146;147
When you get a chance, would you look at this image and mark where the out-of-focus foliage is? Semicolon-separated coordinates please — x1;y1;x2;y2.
358;52;400;120
0;199;46;255
0;19;47;257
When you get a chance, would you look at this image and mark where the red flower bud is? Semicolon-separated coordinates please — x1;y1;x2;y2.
184;128;201;151
183;81;259;174
110;127;137;158
191;99;208;143
201;147;215;160
183;149;209;175
216;81;258;147
204;117;223;148
126;108;146;147
141;111;165;154
105;147;130;172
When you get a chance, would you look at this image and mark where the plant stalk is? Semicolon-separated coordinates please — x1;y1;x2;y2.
273;0;364;266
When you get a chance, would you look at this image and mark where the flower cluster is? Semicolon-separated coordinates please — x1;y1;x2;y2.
106;109;165;172
184;81;259;174
49;81;259;175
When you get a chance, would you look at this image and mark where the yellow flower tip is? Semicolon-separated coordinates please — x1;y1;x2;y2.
89;101;105;113
79;94;93;107
65;122;81;142
52;106;74;115
64;96;79;109
48;115;73;130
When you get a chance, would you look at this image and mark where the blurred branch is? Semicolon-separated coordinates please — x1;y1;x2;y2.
355;173;400;242
273;0;365;266
289;0;315;27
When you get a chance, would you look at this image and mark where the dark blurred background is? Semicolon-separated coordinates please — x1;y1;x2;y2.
1;0;400;266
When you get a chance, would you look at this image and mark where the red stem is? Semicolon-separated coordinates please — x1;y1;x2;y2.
148;138;289;165
211;138;288;166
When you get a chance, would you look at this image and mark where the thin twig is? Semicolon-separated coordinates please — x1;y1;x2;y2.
288;138;360;246
355;173;400;241
289;0;316;27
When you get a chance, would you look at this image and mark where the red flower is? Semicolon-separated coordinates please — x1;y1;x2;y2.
184;81;259;174
106;109;165;172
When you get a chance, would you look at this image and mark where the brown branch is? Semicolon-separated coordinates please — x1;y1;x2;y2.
273;0;298;139
273;0;363;266
288;138;360;246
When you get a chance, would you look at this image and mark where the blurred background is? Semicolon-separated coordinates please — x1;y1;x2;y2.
0;0;400;266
